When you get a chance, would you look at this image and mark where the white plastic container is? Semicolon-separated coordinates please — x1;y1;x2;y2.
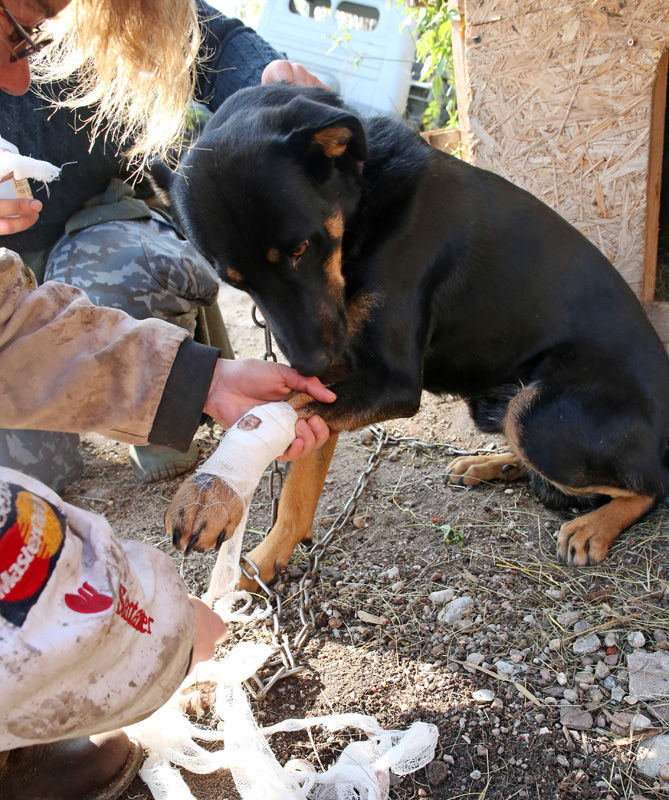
256;0;416;117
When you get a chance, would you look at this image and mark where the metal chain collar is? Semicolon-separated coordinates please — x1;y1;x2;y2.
241;306;495;699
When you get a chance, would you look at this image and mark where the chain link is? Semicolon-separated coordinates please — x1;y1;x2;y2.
243;307;497;699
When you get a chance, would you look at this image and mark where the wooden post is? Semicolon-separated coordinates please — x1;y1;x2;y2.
642;50;668;302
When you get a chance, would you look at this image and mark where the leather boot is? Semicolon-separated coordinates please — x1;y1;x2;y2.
0;730;143;800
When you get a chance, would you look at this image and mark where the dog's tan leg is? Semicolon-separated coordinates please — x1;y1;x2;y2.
446;453;526;486
557;493;654;566
240;432;338;591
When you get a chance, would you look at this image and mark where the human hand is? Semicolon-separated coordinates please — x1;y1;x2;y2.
203;358;335;461
0;178;41;234
187;595;227;671
261;59;330;89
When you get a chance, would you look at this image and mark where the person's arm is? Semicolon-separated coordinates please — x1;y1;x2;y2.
0;248;333;458
195;0;281;112
0;247;214;446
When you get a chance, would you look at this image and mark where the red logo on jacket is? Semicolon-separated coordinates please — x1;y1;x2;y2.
65;581;113;614
116;583;153;633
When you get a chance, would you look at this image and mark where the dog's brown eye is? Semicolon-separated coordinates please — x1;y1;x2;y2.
291;240;309;259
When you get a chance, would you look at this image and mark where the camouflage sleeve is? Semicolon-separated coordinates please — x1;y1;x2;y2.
0;248;217;448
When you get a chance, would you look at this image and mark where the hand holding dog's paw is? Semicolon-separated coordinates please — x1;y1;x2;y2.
165;472;245;555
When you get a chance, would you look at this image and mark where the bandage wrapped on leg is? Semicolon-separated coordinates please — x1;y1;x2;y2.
165;402;298;605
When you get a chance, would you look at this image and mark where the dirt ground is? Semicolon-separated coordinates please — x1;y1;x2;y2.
64;284;669;800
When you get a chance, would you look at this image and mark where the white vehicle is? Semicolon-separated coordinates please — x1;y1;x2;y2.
257;0;416;116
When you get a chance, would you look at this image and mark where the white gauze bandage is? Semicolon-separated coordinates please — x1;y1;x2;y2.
197;402;298;609
0;136;61;183
197;401;298;502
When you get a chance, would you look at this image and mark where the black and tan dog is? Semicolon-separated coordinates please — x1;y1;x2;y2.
164;83;669;586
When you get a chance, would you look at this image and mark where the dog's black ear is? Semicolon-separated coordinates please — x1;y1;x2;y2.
281;95;367;162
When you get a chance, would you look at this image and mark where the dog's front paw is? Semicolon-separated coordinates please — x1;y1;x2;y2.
165;473;245;554
446;453;524;486
238;537;295;592
556;518;611;566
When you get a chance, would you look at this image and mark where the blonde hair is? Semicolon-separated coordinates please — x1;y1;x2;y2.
33;0;201;168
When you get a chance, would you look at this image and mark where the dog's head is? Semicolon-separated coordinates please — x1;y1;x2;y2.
171;84;367;377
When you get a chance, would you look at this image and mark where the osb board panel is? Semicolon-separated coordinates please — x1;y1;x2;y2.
458;0;669;294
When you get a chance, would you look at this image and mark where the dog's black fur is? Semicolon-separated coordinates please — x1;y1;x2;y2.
170;83;669;565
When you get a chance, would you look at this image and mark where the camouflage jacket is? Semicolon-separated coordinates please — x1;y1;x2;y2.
0;248;218;449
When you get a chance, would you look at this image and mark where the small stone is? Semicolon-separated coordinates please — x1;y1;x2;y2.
437;595;474;624
557;754;570;768
573;633;601;655
560;706;594;730
628;631;646;649
636;734;669;778
472;689;495;704
546;588;562;600
390;581;406;592
660;763;669;782
549;638;561;651
328;617;343;629
359;428;375;445
429;588;455;605
557;611;581;628
556;672;568;686
491;697;504;713
386;566;400;580
356;610;389;626
430;571;443;582
595;661;610;680
470;769;483;780
628;651;669;699
426;760;449;786
494;660;517;678
575;671;595;687
476;745;488;757
631;714;652;731
604;632;619;648
573;620;591;634
563;689;579;703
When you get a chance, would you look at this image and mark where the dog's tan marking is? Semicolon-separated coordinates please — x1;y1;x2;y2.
557;493;654;565
346;290;380;340
325;212;344;241
165;474;245;553
323;211;345;298
266;247;280;263
226;267;244;283
313;126;353;159
446;453;526;486
239;434;339;591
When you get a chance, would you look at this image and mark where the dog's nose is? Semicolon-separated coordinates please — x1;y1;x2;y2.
293;350;333;377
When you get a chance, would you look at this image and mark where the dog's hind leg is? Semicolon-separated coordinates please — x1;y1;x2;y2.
506;383;661;566
239;433;338;591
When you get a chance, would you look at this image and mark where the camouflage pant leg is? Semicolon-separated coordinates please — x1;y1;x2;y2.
0;430;82;494
0;217;221;492
44;215;220;334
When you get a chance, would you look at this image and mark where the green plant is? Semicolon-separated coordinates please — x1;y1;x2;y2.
403;0;459;130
